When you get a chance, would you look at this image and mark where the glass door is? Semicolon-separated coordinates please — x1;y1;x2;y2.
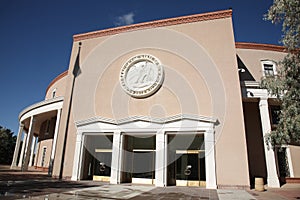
81;135;113;181
132;149;155;184
175;150;205;187
122;135;156;184
167;134;206;187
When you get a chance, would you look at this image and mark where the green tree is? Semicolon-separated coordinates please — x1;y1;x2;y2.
262;0;300;147
0;126;16;164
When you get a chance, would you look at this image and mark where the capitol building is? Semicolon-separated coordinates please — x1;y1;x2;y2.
11;9;300;189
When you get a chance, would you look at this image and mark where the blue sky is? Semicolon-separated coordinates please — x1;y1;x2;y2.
0;0;282;134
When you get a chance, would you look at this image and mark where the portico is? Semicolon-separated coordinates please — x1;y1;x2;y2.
11;97;63;172
242;82;281;188
72;114;217;189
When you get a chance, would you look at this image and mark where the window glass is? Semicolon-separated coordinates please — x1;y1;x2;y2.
261;60;276;77
52;89;56;98
264;64;275;76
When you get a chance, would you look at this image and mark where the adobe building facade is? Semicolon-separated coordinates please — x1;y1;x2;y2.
11;9;300;189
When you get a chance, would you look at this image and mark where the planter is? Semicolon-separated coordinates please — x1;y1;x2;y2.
254;177;265;191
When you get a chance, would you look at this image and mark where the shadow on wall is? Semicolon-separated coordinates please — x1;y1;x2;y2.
242;101;268;188
237;55;256;82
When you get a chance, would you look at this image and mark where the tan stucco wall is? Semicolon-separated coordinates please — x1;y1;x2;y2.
93;49;212;118
52;70;74;179
45;73;67;100
290;145;300;177
236;48;286;81
36;139;53;168
53;15;250;187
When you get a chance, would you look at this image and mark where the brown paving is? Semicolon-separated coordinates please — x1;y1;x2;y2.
129;187;218;200
248;185;300;200
1;165;300;200
0;165;103;199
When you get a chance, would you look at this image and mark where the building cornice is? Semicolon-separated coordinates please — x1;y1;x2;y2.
75;114;217;127
240;81;260;88
19;96;64;121
73;9;232;42
235;42;286;52
45;70;68;94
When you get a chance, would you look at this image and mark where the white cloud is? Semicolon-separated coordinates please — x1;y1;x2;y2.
114;12;135;26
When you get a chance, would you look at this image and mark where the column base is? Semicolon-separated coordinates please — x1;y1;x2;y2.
110;179;118;184
71;176;78;181
10;165;19;170
267;177;280;188
206;184;217;189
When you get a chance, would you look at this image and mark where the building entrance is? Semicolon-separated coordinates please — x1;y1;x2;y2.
81;135;113;181
122;135;156;184
167;134;206;187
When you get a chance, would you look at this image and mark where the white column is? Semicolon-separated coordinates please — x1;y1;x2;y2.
29;136;37;166
18;132;28;167
49;109;62;175
259;97;280;188
34;141;40;167
11;123;24;168
286;146;294;177
71;132;83;181
22;116;35;171
110;131;123;184
205;129;217;189
155;130;166;187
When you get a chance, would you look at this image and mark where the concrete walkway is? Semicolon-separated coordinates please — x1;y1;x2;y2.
1;165;300;200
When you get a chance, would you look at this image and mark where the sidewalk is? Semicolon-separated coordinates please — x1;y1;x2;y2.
249;184;300;200
1;165;300;199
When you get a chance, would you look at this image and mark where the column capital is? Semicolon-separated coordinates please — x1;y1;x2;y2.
156;129;165;135
260;96;269;101
204;129;214;134
259;97;269;108
114;130;121;135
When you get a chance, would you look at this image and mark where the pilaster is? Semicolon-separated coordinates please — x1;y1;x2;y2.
286;146;294;177
110;131;122;184
205;129;217;189
71;132;83;181
155;130;166;187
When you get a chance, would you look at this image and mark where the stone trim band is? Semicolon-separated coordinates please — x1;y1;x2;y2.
236;42;286;52
73;9;232;41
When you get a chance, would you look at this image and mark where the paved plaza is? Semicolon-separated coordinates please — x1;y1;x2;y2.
0;165;299;200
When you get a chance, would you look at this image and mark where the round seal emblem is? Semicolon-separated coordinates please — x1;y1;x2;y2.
120;54;164;98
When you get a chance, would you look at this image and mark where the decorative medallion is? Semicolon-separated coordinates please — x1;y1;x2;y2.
120;54;164;98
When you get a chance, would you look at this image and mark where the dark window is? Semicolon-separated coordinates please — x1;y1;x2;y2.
45;120;50;135
52;90;56;98
41;147;46;167
264;64;275;76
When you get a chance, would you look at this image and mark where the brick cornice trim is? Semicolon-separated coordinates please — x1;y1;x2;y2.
73;9;232;42
235;42;286;52
45;70;68;94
